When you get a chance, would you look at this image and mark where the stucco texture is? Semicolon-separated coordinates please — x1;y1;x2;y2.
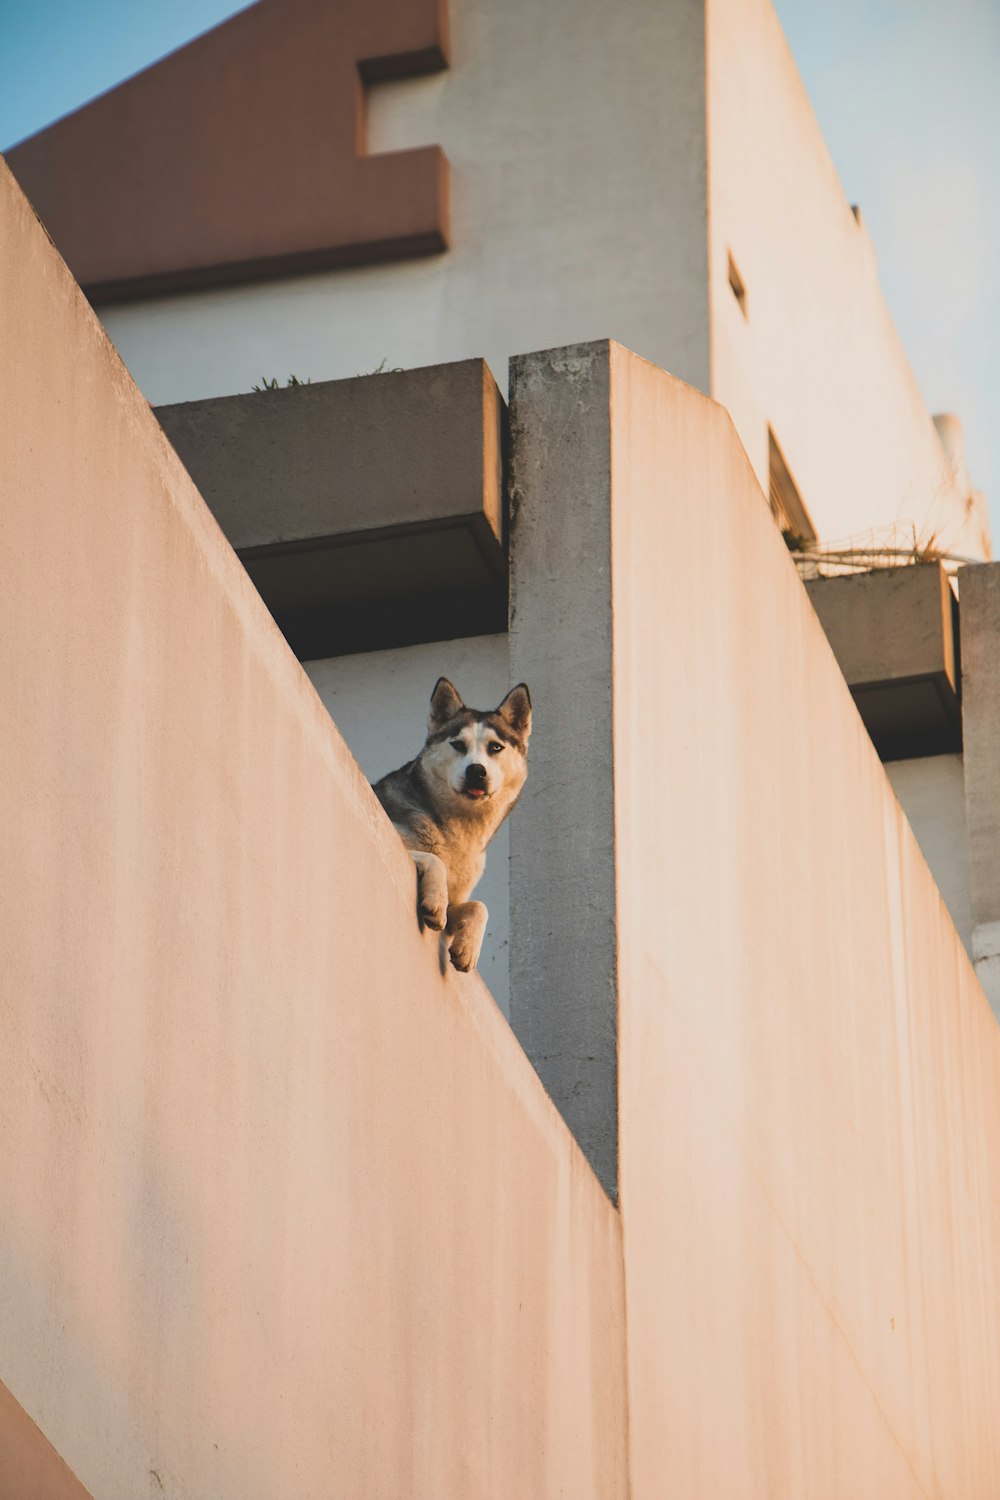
0;161;627;1500
606;344;1000;1498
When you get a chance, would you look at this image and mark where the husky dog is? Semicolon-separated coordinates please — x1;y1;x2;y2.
373;677;532;972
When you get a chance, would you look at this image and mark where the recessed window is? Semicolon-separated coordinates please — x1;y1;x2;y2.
768;428;816;545
728;253;747;318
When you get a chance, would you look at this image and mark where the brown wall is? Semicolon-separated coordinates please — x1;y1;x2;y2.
6;0;449;301
0;161;627;1500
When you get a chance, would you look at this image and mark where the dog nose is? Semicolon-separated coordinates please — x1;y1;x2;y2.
465;762;487;786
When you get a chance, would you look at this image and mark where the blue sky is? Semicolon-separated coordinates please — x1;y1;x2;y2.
2;0;996;541
774;0;1000;535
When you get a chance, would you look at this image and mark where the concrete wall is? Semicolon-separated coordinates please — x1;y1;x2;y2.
304;634;514;1014
0;160;628;1500
886;754;972;956
506;341;1000;1496
607;345;1000;1498
508;345;619;1199
7;140;1000;1498
958;562;1000;1016
96;0;711;404
707;0;987;555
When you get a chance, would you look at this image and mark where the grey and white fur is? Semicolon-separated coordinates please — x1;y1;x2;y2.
372;677;532;972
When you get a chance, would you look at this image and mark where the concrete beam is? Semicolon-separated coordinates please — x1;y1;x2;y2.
958;562;1000;1018
805;563;961;759
156;359;506;657
508;343;619;1200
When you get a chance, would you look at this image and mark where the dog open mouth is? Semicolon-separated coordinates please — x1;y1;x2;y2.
463;788;488;800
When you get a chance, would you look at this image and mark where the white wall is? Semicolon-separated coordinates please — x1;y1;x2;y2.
886;753;972;956
99;0;710;405
99;0;987;560
707;0;988;557
304;634;514;1013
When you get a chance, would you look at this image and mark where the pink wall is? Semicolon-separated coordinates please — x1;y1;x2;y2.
0;1384;93;1500
0;160;627;1500
609;345;1000;1497
3;145;998;1500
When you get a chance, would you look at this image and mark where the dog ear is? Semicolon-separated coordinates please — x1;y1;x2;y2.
428;677;465;731
495;683;532;742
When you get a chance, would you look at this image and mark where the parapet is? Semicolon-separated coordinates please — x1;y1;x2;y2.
156;359;505;657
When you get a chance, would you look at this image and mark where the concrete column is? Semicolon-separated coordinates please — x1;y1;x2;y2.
959;562;1000;1019
507;342;619;1201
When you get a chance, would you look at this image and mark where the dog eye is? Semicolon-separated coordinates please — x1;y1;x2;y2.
449;739;465;754
487;741;505;755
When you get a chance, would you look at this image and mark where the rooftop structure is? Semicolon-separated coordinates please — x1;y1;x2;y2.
6;0;990;558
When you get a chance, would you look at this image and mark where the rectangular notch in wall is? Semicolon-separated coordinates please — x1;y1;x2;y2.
768;428;815;545
728;253;748;317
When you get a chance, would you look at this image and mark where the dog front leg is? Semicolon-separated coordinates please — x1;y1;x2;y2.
446;900;489;973
407;849;449;932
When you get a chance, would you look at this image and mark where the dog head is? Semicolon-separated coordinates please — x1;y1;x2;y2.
419;677;532;816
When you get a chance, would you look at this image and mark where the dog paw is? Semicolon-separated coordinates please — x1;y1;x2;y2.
445;900;487;974
420;898;448;933
410;850;448;932
448;936;478;972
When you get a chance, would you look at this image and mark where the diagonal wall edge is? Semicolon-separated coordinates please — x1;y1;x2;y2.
0;159;628;1500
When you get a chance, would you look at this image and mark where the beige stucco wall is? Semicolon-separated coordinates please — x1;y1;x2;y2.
707;0;987;556
607;345;1000;1497
6;144;1000;1497
0;161;628;1500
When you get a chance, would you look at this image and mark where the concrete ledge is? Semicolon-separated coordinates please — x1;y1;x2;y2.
805;563;960;758
156;359;506;657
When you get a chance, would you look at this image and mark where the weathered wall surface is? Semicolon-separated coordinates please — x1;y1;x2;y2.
508;346;620;1199
605;345;1000;1497
0;161;628;1500
707;0;987;555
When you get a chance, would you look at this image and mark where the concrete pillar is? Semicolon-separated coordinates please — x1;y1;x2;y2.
507;343;619;1200
959;561;1000;1019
